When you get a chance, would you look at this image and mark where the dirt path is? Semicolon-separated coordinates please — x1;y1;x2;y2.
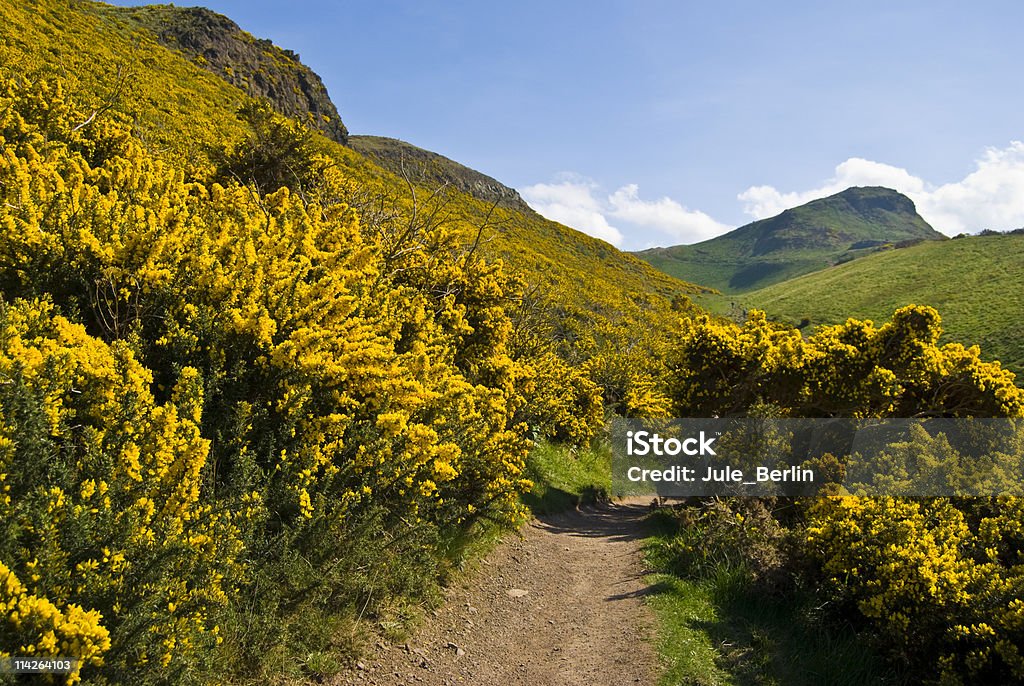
338;501;660;686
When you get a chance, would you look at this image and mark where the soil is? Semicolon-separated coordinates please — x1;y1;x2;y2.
336;501;661;686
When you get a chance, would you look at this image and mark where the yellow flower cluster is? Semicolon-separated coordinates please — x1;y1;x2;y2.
670;306;1023;418
0;561;110;684
668;307;1024;682
0;74;610;680
806;496;1024;682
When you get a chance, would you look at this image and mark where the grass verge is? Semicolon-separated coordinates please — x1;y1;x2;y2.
521;439;612;515
642;507;902;686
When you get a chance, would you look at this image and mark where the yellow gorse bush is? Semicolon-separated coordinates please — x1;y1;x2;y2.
0;74;607;681
669;305;1023;419
806;495;1024;683
666;308;1024;682
0;297;243;681
0;561;109;685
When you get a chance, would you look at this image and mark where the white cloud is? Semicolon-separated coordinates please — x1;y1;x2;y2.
739;142;1024;235
608;184;730;243
523;141;1024;249
921;142;1024;234
520;176;625;246
521;176;729;247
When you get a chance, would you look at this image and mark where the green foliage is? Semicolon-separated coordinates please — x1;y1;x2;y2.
521;440;611;515
644;506;898;686
647;500;789;588
212;101;325;195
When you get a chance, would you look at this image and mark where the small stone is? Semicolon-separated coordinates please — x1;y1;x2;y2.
356;662;367;671
506;588;529;598
455;647;466;658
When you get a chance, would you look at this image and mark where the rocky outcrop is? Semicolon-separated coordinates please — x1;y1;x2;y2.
124;5;348;144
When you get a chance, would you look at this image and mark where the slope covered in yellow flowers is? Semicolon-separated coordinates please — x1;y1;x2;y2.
0;2;696;682
0;0;701;330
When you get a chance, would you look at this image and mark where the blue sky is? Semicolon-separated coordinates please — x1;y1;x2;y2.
108;0;1024;249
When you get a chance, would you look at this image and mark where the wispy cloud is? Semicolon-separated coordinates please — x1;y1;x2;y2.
739;142;1024;235
521;175;729;248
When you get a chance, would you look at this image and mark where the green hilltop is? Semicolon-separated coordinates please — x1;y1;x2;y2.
636;186;944;293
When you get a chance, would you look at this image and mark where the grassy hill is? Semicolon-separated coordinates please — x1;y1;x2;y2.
636;186;944;293
744;233;1024;374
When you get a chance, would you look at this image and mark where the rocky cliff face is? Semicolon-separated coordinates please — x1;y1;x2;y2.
123;5;348;144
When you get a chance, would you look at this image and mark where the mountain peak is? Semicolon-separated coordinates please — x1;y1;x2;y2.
798;186;919;222
636;186;944;293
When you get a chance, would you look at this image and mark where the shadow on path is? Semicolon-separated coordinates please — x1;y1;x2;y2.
532;500;653;543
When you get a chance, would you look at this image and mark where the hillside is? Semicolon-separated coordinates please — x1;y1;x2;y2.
636;186;944;293
0;2;701;681
744;233;1024;374
0;0;701;327
5;4;1024;686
